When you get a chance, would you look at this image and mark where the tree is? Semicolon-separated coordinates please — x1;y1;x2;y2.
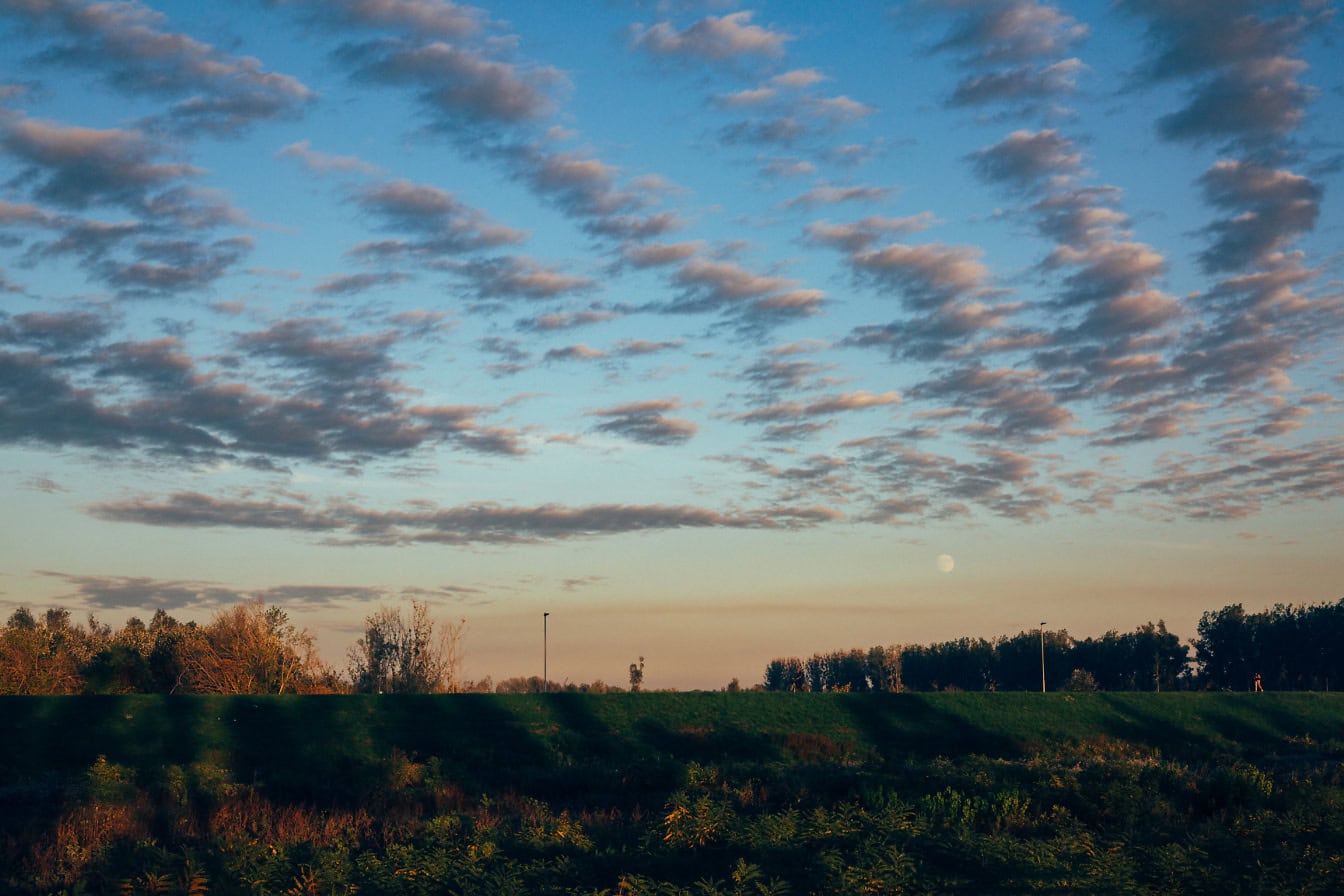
628;656;645;692
348;601;465;693
182;601;325;694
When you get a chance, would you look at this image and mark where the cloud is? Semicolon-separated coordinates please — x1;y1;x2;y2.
843;436;1063;523
620;240;704;269
0;116;199;211
8;0;312;135
948;58;1084;107
338;37;562;129
804;215;936;253
350;177;526;256
451;255;595;301
313;270;411;296
969;129;1082;190
735;390;901;424
911;363;1074;441
86;489;843;545
97;234;253;297
1135;437;1344;521
1120;0;1320;147
38;569;396;610
544;343;606;363
514;305;626;332
932;0;1088;66
0;316;530;465
848;242;991;310
589;398;698;446
629;12;791;63
276;139;382;176
274;0;484;39
660;256;825;322
1197;159;1321;273
0;309;111;352
784;184;894;210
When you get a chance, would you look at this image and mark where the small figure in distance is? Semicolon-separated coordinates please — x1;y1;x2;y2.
1253;672;1264;693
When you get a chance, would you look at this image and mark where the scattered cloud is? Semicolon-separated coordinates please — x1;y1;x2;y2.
87;489;843;545
589;398;698;446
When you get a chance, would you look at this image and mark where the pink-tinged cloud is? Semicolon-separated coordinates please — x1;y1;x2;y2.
630;12;791;62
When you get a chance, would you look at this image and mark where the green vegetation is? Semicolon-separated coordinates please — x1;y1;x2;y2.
4;692;1344;894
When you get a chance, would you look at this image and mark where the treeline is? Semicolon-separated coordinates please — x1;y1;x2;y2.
765;600;1344;692
1197;601;1344;690
0;601;463;695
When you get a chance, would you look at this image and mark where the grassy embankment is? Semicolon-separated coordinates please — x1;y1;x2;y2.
3;693;1344;894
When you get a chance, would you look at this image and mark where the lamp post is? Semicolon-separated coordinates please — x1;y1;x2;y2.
1039;622;1047;693
543;611;549;694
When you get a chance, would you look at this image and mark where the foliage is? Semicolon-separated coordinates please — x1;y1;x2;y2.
766;623;1196;693
1196;600;1344;690
347;601;465;694
3;692;1344;894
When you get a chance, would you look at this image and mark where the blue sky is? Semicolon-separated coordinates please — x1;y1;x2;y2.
1;0;1341;689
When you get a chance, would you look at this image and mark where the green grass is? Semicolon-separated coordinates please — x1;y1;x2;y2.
3;693;1344;895
4;692;1341;793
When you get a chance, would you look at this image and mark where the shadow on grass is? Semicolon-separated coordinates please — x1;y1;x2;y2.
840;693;1022;761
221;694;552;806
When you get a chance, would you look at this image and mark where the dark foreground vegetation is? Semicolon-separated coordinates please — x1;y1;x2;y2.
4;692;1344;895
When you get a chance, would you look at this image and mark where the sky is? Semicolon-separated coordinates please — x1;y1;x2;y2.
1;0;1341;691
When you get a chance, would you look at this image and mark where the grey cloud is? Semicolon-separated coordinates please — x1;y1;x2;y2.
9;0;312;135
451;255;595;301
735;390;900;425
842;300;1020;362
273;0;483;39
932;0;1088;66
1157;57;1311;145
949;58;1083;106
1120;0;1321;147
844;436;1063;523
804;215;935;253
0;309;110;351
338;37;561;129
629;12;790;63
353;178;525;254
911;362;1074;441
970;129;1082;190
544;343;606;363
620;240;704;269
1134;437;1344;521
514;305;625;332
589;398;697;446
1197;159;1321;273
849;242;991;310
276;140;382;176
313;270;411;296
661;256;825;321
39;569;389;610
1029;186;1127;247
98;235;252;297
739;354;834;395
1;318;526;465
784;184;894;210
1044;239;1165;307
612;339;681;357
86;489;843;545
1;116;199;212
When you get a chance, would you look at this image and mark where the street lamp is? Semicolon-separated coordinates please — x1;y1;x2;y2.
543;611;550;694
1039;622;1047;693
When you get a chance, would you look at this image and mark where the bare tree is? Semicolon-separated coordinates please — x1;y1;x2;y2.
348;601;465;693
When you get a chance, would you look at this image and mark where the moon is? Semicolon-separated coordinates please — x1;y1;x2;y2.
936;553;955;573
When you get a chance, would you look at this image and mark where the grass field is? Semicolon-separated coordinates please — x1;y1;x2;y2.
4;693;1344;894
